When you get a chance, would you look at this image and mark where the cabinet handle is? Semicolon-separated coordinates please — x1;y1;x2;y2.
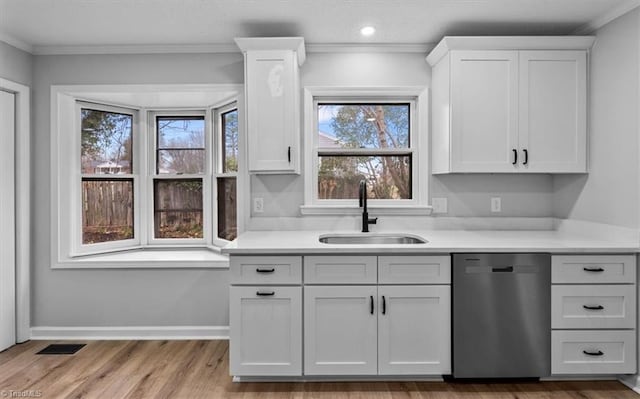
370;296;374;315
583;350;604;357
584;267;604;272
583;304;604;310
256;268;275;273
382;296;386;315
287;146;291;163
512;149;518;165
523;149;528;165
256;291;275;296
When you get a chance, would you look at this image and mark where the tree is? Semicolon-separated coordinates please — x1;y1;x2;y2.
157;119;205;174
81;109;132;173
323;104;410;199
223;110;239;172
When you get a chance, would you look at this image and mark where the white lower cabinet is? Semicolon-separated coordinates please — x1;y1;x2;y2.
229;286;302;376
550;254;637;375
304;285;451;376
304;286;378;375
378;285;451;375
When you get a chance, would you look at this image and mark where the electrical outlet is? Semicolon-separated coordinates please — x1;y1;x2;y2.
432;197;448;214
253;197;264;213
491;197;502;213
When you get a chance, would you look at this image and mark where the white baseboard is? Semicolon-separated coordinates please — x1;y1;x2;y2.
30;326;229;340
618;374;640;394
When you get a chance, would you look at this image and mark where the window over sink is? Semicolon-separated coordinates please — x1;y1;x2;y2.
301;87;429;215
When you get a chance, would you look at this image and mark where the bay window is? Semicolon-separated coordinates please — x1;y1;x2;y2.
53;85;242;266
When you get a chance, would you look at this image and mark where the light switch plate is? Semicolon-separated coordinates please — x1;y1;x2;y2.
432;197;448;214
491;197;501;213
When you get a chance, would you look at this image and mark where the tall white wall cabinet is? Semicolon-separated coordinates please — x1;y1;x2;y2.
235;37;305;174
427;37;594;174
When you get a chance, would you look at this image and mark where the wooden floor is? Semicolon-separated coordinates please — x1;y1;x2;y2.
0;340;637;399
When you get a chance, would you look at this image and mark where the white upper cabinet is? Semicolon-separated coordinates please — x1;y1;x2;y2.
428;36;594;174
519;51;587;172
235;37;305;174
450;51;519;172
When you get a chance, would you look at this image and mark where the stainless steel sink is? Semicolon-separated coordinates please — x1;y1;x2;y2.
318;233;427;245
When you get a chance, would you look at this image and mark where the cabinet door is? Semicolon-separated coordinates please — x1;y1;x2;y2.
246;49;298;173
304;286;377;375
519;51;587;172
378;285;451;375
450;50;519;172
229;286;302;376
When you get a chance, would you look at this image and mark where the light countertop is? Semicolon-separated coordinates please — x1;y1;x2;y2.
222;229;639;255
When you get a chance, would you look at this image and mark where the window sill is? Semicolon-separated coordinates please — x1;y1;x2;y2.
299;205;433;216
53;247;229;269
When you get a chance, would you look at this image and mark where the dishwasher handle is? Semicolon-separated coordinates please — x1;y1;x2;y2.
492;266;514;273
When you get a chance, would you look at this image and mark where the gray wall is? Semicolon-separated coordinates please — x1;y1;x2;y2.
33;51;556;327
32;53;243;327
251;52;553;220
553;8;640;228
0;41;33;87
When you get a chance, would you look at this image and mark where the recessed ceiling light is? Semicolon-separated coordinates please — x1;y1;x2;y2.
360;26;375;37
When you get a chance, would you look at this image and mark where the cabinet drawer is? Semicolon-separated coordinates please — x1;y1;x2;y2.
379;255;451;284
230;256;302;285
551;330;636;375
304;256;377;284
552;255;636;284
551;285;636;329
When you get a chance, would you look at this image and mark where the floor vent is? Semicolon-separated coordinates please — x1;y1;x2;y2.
36;343;86;355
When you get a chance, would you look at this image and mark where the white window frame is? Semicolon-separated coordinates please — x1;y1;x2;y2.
51;84;244;268
212;101;239;248
75;101;141;255
147;110;211;246
301;86;431;216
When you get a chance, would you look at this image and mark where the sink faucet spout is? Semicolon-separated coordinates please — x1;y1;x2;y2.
359;179;378;233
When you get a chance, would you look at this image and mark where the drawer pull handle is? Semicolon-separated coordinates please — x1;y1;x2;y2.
583;305;604;310
583;267;604;272
256;291;275;296
256;268;275;273
370;296;374;315
583;350;604;357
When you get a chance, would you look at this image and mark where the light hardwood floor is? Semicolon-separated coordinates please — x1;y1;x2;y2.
0;340;638;399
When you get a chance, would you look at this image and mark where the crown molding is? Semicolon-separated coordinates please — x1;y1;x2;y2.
0;32;33;54
573;0;640;34
28;42;435;56
307;43;436;54
32;43;240;55
426;36;596;66
235;37;306;65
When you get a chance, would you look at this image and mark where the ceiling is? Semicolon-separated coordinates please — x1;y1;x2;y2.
0;0;637;53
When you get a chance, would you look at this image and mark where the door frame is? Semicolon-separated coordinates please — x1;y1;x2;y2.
0;77;30;343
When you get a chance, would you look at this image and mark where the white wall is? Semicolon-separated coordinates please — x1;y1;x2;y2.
553;8;640;229
32;53;243;327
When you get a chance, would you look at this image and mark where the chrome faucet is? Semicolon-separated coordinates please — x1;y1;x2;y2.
358;180;378;233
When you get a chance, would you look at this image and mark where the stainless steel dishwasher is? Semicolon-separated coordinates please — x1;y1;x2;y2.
453;253;551;379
